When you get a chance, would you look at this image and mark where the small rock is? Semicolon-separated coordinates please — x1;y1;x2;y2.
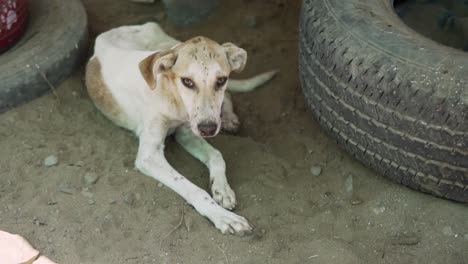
83;172;99;185
345;174;353;193
261;228;266;234
87;199;95;205
23;143;33;150
184;215;193;231
310;166;322;176
47;199;57;205
33;217;46;226
124;193;136;206
245;15;258;28
442;226;454;236
391;233;420;246
372;206;385;215
350;198;363;205
57;184;74;195
44;155;58;167
81;189;94;199
74;161;84;167
157;182;163;188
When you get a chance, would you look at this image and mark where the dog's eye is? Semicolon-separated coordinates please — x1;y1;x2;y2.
181;78;195;89
215;77;227;90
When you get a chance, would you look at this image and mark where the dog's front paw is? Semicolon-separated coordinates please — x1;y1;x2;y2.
209;207;252;236
211;181;236;210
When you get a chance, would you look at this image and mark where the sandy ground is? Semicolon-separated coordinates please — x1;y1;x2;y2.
0;0;467;263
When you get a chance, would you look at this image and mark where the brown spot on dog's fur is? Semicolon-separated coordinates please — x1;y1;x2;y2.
139;53;158;89
86;58;128;126
191;37;202;43
139;50;177;89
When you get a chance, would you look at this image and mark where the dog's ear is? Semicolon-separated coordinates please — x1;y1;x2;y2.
222;42;247;74
139;50;177;89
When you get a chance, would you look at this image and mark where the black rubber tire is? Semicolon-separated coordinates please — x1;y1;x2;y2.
0;0;88;113
299;0;468;202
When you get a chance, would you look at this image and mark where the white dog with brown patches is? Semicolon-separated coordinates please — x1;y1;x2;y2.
85;22;276;235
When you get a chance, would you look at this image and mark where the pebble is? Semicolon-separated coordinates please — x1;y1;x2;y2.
33;217;46;226
124;193;136;206
345;174;354;193
23;143;33;150
158;182;163;188
350;198;363;205
83;172;99;185
184;215;193;231
391;233;420;246
372;206;385;215
442;226;454;236
87;199;95;205
81;189;94;199
74;161;84;167
310;166;322;176
57;184;74;195
47;200;57;205
44;155;58;167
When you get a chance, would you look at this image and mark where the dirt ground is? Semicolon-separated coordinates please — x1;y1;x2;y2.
0;0;467;263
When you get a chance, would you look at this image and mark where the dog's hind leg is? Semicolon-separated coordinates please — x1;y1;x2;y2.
175;126;236;210
221;92;240;134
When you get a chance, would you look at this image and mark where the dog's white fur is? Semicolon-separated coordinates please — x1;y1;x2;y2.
85;22;276;235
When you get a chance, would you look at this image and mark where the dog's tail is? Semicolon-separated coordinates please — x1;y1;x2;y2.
227;70;278;93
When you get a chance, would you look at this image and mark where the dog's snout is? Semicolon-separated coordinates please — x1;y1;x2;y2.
197;121;218;137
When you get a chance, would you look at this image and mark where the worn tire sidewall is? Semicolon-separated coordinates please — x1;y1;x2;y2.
0;0;88;112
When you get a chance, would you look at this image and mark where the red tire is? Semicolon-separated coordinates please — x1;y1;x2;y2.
0;0;27;53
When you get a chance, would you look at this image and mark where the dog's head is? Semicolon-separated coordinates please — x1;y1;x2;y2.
139;37;247;138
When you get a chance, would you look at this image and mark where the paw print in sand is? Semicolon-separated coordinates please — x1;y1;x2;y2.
0;0;18;31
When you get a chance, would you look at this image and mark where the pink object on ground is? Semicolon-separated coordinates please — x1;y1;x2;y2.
0;230;56;264
0;0;28;53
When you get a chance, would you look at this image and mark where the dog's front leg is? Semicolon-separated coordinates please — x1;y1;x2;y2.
135;121;252;235
175;126;236;209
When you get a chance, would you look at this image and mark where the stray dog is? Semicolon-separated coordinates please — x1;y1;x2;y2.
85;22;276;235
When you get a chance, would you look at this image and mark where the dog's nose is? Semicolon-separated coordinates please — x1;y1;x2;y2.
197;121;218;137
